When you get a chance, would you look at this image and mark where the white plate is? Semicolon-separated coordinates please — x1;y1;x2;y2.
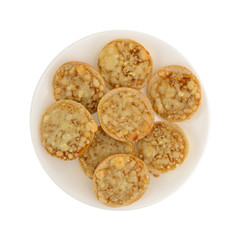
30;30;209;210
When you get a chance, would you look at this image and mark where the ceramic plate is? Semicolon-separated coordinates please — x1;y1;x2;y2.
30;30;209;210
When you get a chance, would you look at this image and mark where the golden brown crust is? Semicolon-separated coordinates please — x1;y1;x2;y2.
53;61;106;114
97;87;154;142
147;65;201;122
40;100;97;160
92;154;150;207
79;126;135;179
98;39;153;90
135;121;189;175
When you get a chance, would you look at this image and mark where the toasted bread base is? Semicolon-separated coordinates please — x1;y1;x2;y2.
53;61;106;114
79;126;135;179
98;39;153;90
97;87;154;142
92;154;150;207
135;121;189;175
147;65;201;122
40;100;97;160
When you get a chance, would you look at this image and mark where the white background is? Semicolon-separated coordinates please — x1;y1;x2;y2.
0;0;239;239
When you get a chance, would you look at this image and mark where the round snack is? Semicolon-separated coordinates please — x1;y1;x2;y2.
40;100;98;160
79;126;135;179
53;61;106;114
136;121;189;176
92;154;150;207
97;87;154;142
147;65;201;122
98;39;153;90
